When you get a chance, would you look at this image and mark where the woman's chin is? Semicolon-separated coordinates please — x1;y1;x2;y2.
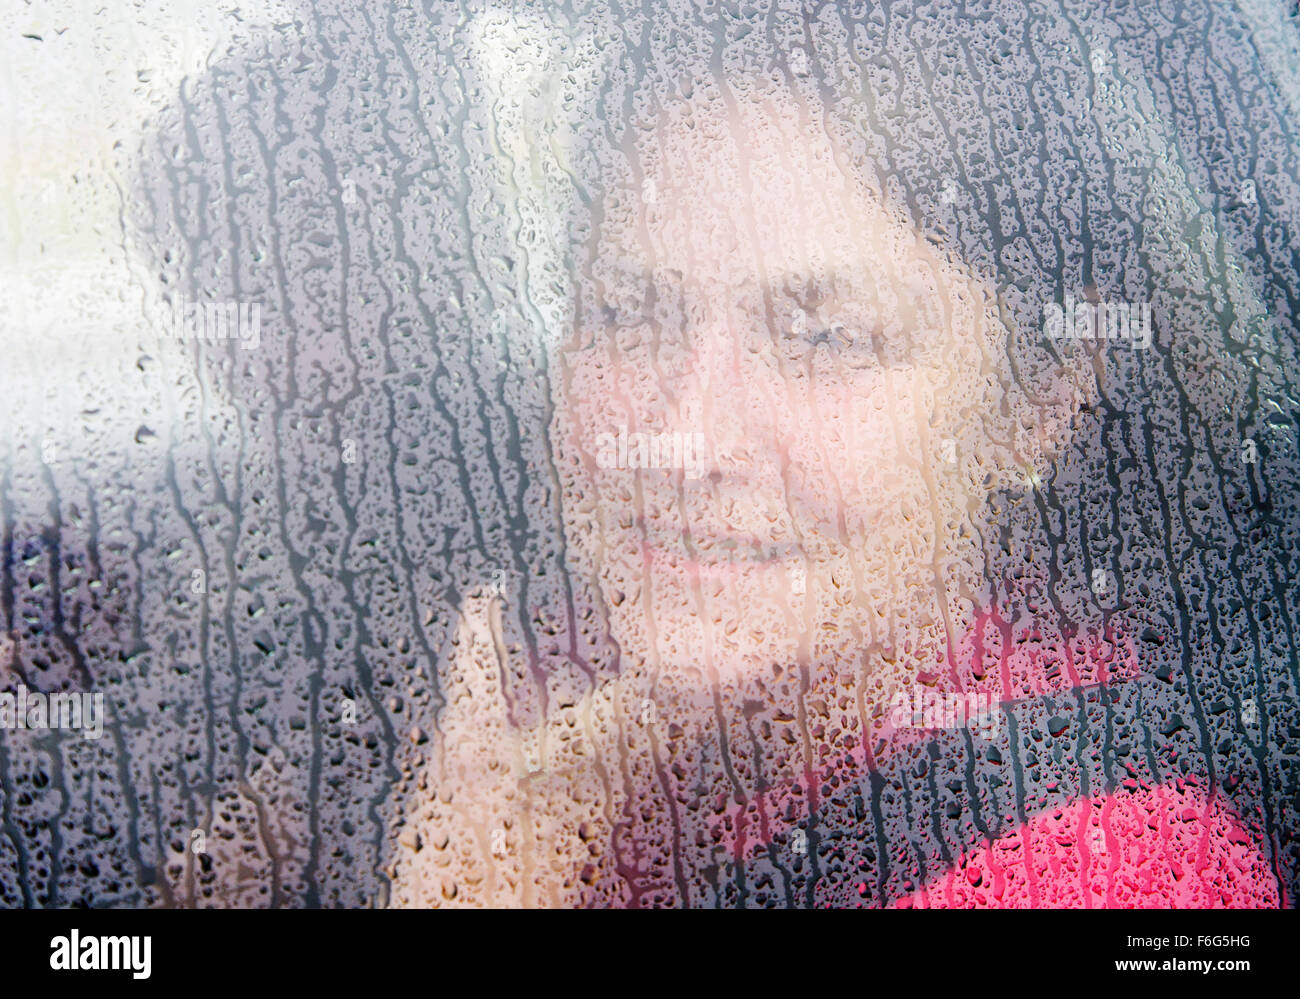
596;567;822;683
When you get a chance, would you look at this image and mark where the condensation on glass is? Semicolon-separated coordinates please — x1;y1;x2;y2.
0;0;1297;908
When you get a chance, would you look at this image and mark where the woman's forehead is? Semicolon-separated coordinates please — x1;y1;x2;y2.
597;182;953;302
595;89;948;289
642;92;858;211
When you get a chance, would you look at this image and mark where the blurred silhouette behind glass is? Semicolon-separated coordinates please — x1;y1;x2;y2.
1;0;1292;907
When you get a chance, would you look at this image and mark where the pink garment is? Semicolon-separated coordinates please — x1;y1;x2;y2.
889;779;1279;908
886;606;1277;906
712;604;1282;907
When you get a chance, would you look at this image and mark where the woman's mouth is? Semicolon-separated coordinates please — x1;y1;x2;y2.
636;517;803;568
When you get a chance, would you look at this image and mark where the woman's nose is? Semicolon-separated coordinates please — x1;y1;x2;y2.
653;320;780;475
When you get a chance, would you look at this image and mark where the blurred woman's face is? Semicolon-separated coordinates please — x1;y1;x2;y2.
556;87;1011;681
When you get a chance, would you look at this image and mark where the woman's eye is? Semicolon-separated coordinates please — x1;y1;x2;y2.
782;308;924;369
788;310;838;342
786;309;856;347
828;322;859;350
602;297;650;328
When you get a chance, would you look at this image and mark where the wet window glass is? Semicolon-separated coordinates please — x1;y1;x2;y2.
1;0;1298;910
